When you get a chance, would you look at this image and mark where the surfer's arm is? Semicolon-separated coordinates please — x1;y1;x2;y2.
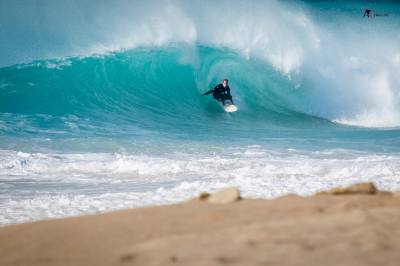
203;89;214;95
226;86;231;96
204;84;220;95
226;86;234;103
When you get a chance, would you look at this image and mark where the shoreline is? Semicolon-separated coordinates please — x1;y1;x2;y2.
1;183;400;266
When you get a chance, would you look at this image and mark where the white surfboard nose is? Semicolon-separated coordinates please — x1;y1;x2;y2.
224;104;238;113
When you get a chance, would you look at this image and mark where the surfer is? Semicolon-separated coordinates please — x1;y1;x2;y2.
363;8;374;18
363;8;388;18
203;79;234;105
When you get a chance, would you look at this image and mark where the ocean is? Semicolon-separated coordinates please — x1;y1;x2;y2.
1;0;400;226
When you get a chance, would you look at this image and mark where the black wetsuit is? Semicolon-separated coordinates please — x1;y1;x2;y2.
203;84;233;105
363;9;374;18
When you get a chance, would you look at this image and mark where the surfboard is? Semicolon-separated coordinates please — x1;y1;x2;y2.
223;103;238;113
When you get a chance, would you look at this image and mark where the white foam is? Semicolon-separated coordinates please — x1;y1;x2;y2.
334;110;400;128
1;147;400;226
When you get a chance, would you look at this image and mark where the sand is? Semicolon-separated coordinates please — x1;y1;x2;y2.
1;184;400;266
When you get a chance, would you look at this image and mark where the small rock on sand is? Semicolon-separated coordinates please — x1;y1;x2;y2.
199;192;211;200
207;187;241;204
327;182;377;195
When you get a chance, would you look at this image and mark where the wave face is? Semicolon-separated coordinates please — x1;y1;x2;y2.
0;46;334;140
1;0;400;225
0;44;399;138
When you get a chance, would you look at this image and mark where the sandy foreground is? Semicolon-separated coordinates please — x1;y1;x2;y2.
1;183;400;266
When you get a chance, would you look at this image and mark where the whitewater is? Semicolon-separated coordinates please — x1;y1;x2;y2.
1;0;400;226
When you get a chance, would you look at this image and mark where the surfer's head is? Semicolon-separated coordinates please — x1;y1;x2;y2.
222;79;229;87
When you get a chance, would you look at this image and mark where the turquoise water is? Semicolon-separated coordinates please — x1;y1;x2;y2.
0;0;400;225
